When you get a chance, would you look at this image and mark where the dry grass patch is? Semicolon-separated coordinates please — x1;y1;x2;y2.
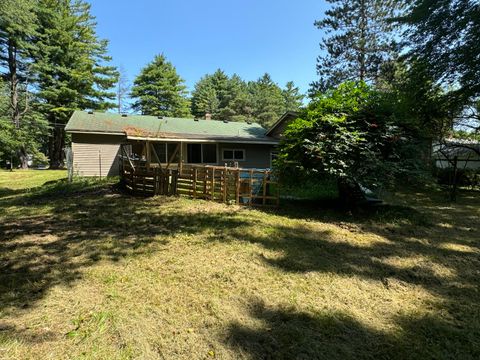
0;170;479;359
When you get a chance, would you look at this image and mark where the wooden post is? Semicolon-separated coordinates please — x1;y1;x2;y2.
179;142;183;174
262;171;267;206
249;169;254;205
146;140;151;170
235;170;240;204
211;168;216;201
193;168;198;198
222;169;227;203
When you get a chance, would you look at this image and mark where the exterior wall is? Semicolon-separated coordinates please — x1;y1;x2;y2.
217;143;276;168
160;142;277;169
71;133;125;177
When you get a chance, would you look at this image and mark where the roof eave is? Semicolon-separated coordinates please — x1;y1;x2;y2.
126;135;279;145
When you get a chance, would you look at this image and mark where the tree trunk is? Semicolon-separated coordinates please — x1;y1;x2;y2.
17;147;29;169
49;125;66;169
8;40;21;129
358;0;367;82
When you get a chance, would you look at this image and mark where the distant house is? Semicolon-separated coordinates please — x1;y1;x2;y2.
65;111;298;177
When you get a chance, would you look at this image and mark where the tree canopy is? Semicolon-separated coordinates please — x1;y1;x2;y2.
399;0;480;101
312;0;402;94
191;70;303;126
130;54;191;118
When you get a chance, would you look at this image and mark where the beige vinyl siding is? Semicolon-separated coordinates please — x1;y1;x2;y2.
71;133;125;177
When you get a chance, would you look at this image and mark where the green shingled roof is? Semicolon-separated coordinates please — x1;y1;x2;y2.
65;111;276;142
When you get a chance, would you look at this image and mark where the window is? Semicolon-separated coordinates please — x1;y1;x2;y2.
202;144;217;163
222;149;245;161
187;143;217;163
151;142;180;163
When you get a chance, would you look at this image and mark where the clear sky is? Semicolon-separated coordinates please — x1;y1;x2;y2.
89;0;328;96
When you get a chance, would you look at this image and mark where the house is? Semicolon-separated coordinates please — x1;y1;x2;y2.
65;111;298;177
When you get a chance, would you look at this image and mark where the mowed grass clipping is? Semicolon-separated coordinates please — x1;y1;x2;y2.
0;170;479;359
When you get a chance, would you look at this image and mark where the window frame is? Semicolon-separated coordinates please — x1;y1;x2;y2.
222;148;246;162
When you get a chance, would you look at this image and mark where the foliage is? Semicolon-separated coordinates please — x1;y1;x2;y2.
378;60;454;139
277;81;416;188
191;70;303;126
0;79;48;168
34;0;118;168
248;73;285;127
312;0;403;94
0;0;45;168
130;54;191;117
282;81;304;113
399;0;480;101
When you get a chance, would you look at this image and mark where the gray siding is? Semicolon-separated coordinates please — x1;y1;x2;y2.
72;133;125;177
217;143;276;168
180;142;276;169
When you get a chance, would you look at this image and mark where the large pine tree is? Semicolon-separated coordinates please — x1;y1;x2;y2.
249;73;284;127
130;54;190;118
34;0;118;168
0;0;46;168
312;0;402;93
190;69;250;121
282;81;304;112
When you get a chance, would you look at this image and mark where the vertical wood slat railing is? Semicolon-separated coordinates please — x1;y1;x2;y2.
119;157;279;206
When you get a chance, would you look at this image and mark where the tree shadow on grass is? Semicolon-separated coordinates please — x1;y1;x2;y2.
0;180;478;357
225;300;477;360
0;181;249;314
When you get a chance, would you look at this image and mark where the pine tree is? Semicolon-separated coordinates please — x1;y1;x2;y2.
399;0;480;100
312;0;402;93
0;0;43;168
282;81;304;112
191;73;221;118
191;69;232;120
34;0;118;168
130;54;190;118
249;73;284;127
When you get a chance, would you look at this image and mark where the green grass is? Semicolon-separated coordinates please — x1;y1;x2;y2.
0;170;479;359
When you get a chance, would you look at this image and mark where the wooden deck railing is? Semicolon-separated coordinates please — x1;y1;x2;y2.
119;158;279;206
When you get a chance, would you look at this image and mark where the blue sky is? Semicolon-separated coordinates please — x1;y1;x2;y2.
89;0;328;96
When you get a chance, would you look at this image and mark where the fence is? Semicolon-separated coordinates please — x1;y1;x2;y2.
119;159;279;206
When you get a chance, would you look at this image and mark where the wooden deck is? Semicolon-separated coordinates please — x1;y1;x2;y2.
119;158;279;206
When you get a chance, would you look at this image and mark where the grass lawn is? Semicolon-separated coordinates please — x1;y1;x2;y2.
0;170;479;359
